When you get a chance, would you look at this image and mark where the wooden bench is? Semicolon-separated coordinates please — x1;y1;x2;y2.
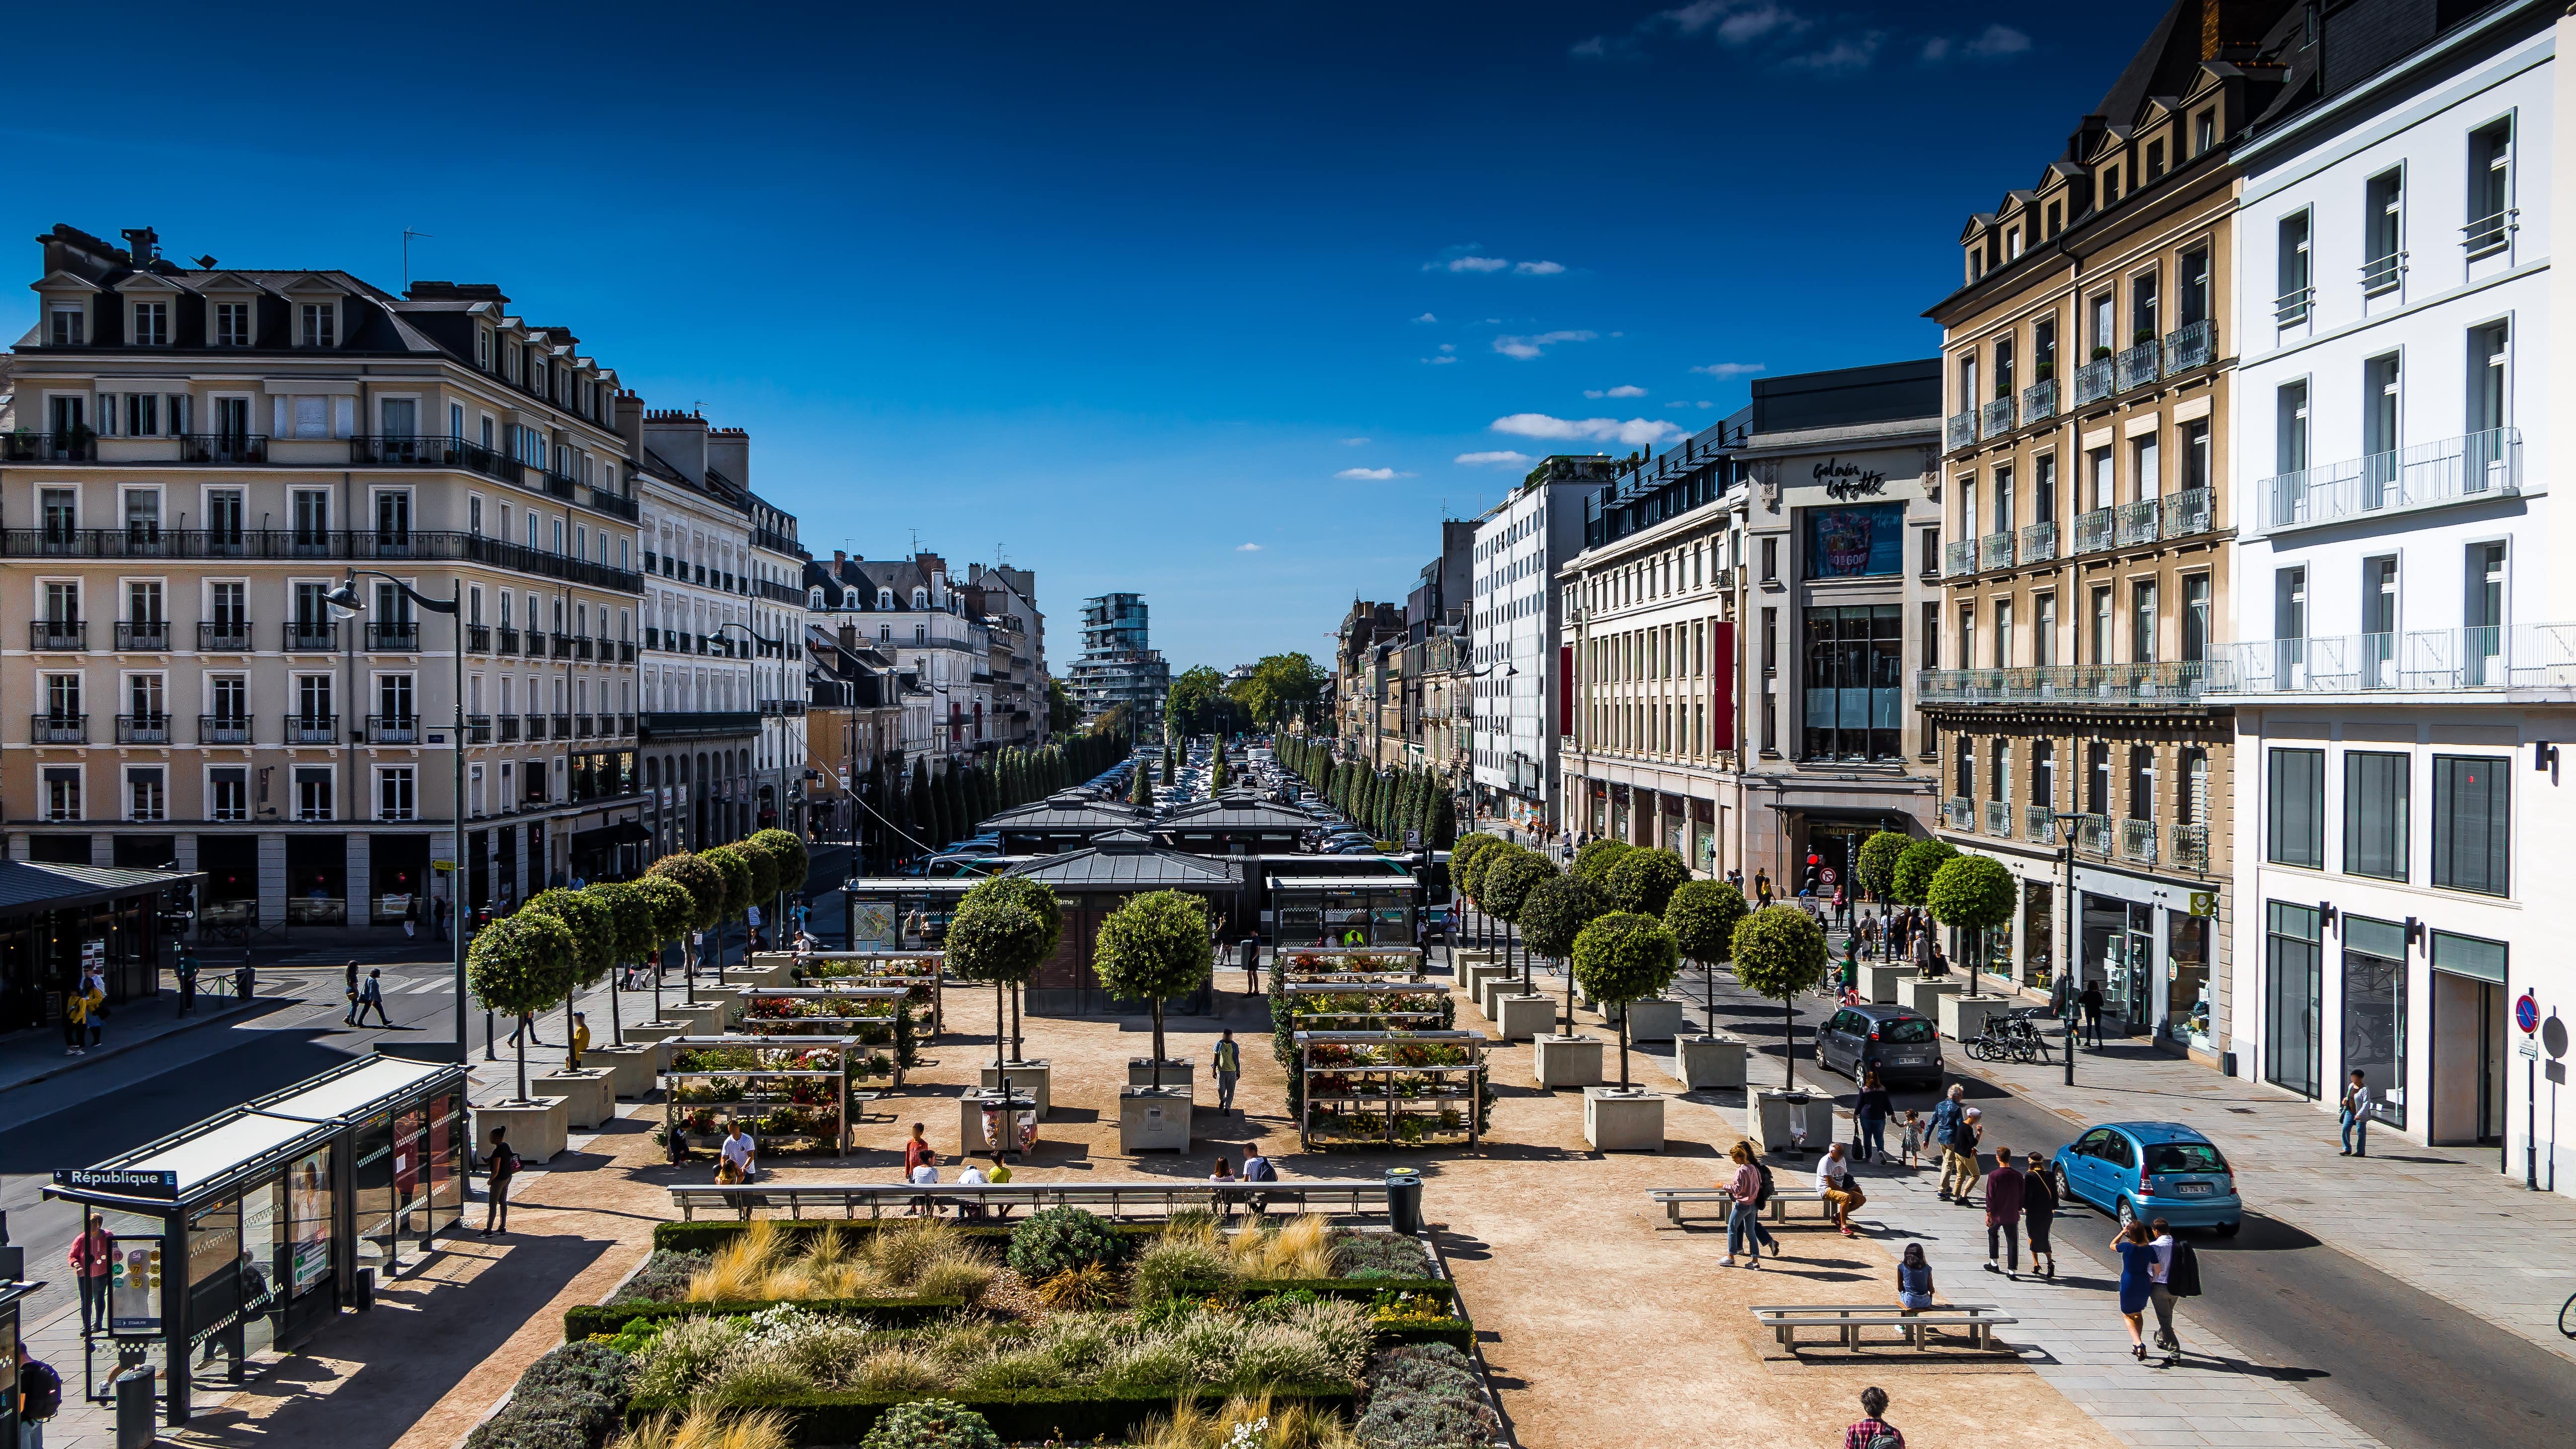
668;1179;1391;1222
1646;1187;1837;1225
1751;1303;2017;1352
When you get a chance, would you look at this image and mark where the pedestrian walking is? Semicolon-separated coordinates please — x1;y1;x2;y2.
2156;1214;2200;1361
2147;1216;2183;1357
1720;1140;1764;1269
506;1012;550;1049
175;950;200;1017
355;969;393;1028
1241;938;1261;996
69;1214;113;1333
343;959;361;1025
17;1339;63;1449
2338;1068;2373;1156
80;972;104;1049
1816;1142;1865;1237
1929;1085;1967;1199
481;1127;520;1235
2079;980;2106;1048
1842;1386;1904;1449
2113;1217;2157;1359
1894;1242;1934;1313
2021;1151;2058;1280
1754;870;1772;907
1854;1071;1892;1164
1949;1109;1983;1206
61;988;89;1057
1211;1030;1241;1113
1982;1144;2024;1275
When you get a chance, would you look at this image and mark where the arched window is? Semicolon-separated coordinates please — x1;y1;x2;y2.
843;588;858;609
809;588;824;610
2178;746;2208;824
880;589;894;610
911;587;928;609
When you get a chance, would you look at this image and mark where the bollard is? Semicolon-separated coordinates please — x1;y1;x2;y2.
354;1265;377;1311
113;1367;155;1449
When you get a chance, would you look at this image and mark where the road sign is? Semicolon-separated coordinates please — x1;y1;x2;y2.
2520;1038;2541;1058
1819;868;1838;886
2516;993;2540;1033
1406;829;1422;848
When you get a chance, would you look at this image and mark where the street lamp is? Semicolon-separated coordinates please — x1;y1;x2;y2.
323;571;468;1060
2051;809;2084;1087
716;619;795;941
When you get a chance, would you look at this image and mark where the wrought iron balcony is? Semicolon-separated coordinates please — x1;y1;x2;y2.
0;527;642;592
575;714;595;738
468;714;493;743
2074;508;2112;555
2171;823;2210;873
1945;411;1977;452
1980;532;2015;571
31;714;86;743
2463;208;2517;257
467;624;491;652
2217;623;2576;695
2274;286;2315;325
180;433;270;464
1916;661;2230;708
2163;319;2214;374
199;714;251;745
619;640;636;662
2073;356;2115;406
574;637;594;660
2074;812;2111;856
198;621;252;651
366;715;420;744
2121;817;2160;865
1944;539;1977;578
588;487;640;522
2020;520;2058;562
551;633;575;659
618;714;637;735
550;714;571;737
31;620;84;651
1984;800;2013;838
1942;796;1974;831
2024;805;2057;845
499;716;521;741
525;714;549;740
285;622;336;651
2360;249;2406;296
115;621;169;650
2260;428;2519;531
2115;339;2161;392
367;623;419;651
0;432;95;462
284;714;338;745
497;627;520;655
2163;488;2212;537
2021;377;2057;425
1980;397;2014;440
115;714;170;744
2116;499;2161;547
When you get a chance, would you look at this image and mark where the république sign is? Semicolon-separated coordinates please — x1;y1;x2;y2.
1813;458;1888;499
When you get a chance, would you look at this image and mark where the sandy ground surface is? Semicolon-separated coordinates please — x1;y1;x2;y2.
163;975;2117;1449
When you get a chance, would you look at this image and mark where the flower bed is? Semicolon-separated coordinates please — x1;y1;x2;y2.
1289;1031;1493;1150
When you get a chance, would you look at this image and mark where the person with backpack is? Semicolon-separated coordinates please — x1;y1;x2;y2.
2147;1215;2199;1360
481;1126;521;1236
1720;1140;1764;1269
2022;1150;2059;1281
1211;1030;1241;1113
61;988;89;1057
1842;1385;1903;1449
17;1339;63;1449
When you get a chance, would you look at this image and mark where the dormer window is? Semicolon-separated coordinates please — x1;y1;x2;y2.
214;302;250;347
300;303;335;348
880;589;894;610
810;588;825;610
476;328;492;369
844;589;860;609
2046;200;2063;239
132;302;168;346
48;304;83;346
2006;226;2023;260
911;587;928;609
2146;138;2166;182
531;356;548;397
2101;166;2122;207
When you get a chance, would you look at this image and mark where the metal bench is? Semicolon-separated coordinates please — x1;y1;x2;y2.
1647;1187;1836;1225
1751;1303;2017;1352
668;1179;1393;1222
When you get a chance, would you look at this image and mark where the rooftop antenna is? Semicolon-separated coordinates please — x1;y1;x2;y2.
401;228;433;288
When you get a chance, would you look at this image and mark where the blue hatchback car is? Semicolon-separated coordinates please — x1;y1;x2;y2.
2051;1121;2242;1236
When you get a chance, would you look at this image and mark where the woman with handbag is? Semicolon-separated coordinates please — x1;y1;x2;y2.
1853;1072;1893;1165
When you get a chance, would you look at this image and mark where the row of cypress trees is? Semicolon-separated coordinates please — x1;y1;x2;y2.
850;728;1131;870
1272;736;1457;850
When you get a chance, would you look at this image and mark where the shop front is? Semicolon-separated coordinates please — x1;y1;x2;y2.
2069;863;2216;1048
0;860;195;1033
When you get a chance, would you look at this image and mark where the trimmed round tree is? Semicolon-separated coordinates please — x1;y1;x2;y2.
1570;837;1633;886
1090;890;1214;1088
1664;879;1751;1029
700;845;759;970
645;851;726;999
521;887;613;1062
467;910;576;1101
1605;847;1690;917
1731;905;1829;1091
1928;853;2017;996
960;874;1063;1061
1449;834;1503;945
1478;846;1558;990
1571;911;1681;1090
748;827;810;937
1518;873;1611;1033
583;880;653;1045
632;874;699;1013
948;899;1051;1079
1891;837;1959;908
1856;830;1909;908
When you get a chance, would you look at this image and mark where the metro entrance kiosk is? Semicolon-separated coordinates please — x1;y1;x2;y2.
45;1053;467;1424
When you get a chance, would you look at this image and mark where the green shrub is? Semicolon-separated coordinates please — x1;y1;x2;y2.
467;1342;633;1449
1331;1234;1434;1278
1357;1342;1497;1449
1128;1234;1235;1304
1006;1206;1126;1280
1891;837;1959;906
620;1249;708;1304
1569;837;1632;885
1604;847;1690;916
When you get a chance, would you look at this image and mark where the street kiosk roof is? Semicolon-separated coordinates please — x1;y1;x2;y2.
121;1110;333;1199
0;859;200;914
252;1056;456;1126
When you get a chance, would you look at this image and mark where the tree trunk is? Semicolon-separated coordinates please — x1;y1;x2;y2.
994;978;1007;1078
609;962;624;1046
515;1028;529;1103
564;996;577;1072
1562;957;1575;1035
1010;982;1024;1062
1150;1000;1166;1088
1784;996;1797;1091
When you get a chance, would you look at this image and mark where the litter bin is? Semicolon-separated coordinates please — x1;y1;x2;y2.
1750;1089;1819;1158
1384;1167;1423;1235
113;1366;155;1449
355;1265;376;1311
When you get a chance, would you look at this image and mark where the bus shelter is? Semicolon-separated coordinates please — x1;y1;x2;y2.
1268;876;1419;950
44;1053;467;1424
840;879;973;950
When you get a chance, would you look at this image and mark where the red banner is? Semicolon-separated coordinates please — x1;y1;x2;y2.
1709;622;1735;750
1559;645;1574;736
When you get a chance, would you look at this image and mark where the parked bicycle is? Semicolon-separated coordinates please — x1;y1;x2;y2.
1965;1009;2055;1064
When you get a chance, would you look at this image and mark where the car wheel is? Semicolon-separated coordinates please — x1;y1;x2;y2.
2212;1219;2241;1239
2116;1197;2138;1232
2055;1165;2078;1207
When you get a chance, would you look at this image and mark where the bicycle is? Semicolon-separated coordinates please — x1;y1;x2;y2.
2561;1288;2576;1340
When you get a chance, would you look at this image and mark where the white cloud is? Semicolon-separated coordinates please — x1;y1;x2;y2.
1514;260;1566;276
1340;436;1371;446
1235;542;1264;552
1440;342;1457;351
1490;413;1686;447
1336;467;1415;481
1455;450;1535;468
1668;0;1798;45
1691;360;1766;379
1422;355;1457;365
1965;24;2030;58
1411;313;1437;323
1584;384;1648;399
1786;31;1881;73
1438;254;1511;273
1421;247;1571;277
1492;329;1597;360
1664;400;1719;410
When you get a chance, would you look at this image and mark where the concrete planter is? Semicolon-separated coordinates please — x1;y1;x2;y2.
1860;964;1912;1004
1453;949;1500;967
1902;977;1965;1018
727;960;793;990
1532;1034;1604;1088
1463;962;1513;999
1495;993;1556;1044
1609;997;1687;1041
979;1060;1054;1117
666;1001;727;1037
622;1020;686;1048
1479;973;1531;1022
1749;1087;1827;1157
1583;1087;1665;1152
531;1069;616;1129
1119;1086;1194;1153
1939;992;2012;1043
585;1045;657;1100
1665;1034;1748;1089
960;1090;1040;1159
1127;1058;1194;1093
473;1097;569;1165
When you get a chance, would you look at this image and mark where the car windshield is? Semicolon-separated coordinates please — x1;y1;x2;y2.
1879;1017;1935;1044
2147;1141;2229;1175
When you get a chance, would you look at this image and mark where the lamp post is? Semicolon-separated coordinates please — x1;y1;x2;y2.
324;571;467;1060
716;620;793;943
2052;809;2083;1088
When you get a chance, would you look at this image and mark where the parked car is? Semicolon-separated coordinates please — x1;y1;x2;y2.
1811;1004;1944;1089
2051;1122;2242;1236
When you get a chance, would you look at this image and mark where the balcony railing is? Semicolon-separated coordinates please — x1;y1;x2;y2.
2115;339;2161;392
2021;377;2058;426
31;714;87;743
1916;660;2229;708
285;622;336;651
2172;823;2210;873
1942;796;1974;831
574;637;594;660
2274;286;2315;325
467;624;491;652
2218;623;2576;695
367;715;420;744
31;620;84;651
2261;428;2520;531
367;623;419;651
467;714;493;743
619;640;637;662
2360;249;2406;295
179;434;269;464
618;713;637;735
588;488;640;522
1980;532;2014;571
2464;208;2517;257
284;714;338;745
499;716;521;742
2073;356;2115;406
575;714;595;738
2020;520;2058;563
2163;488;2212;537
2163;319;2214;374
550;714;571;738
114;621;169;650
2075;812;2111;856
1944;539;1977;578
497;627;521;655
1984;800;2013;838
198;621;252;651
2121;817;2160;865
524;714;548;740
199;714;252;745
115;714;170;744
2116;498;2161;547
1980;398;2014;440
2024;805;2057;845
639;710;763;740
2074;508;2112;555
1945;411;1977;452
551;634;575;659
0;432;95;462
0;528;644;591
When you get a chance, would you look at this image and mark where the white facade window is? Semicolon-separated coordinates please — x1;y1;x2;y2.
132;301;169;346
299;303;335;347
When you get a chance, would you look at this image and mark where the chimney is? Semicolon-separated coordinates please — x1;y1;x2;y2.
707;426;750;488
119;227;160;268
834;550;848;568
838;622;859;654
641;408;708;484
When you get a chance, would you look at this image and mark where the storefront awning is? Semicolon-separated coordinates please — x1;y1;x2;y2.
0;859;201;914
570;820;652;851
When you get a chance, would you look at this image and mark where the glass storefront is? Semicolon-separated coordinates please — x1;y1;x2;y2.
2167;912;2212;1053
2082;893;2154;1032
2020;881;2054;988
2265;900;2323;1098
2341;916;2408;1128
1800;604;1904;762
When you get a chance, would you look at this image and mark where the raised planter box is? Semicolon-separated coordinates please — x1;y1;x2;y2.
1939;992;2013;1044
1478;973;1532;1022
1119;1086;1193;1153
666;1000;728;1037
1860;964;1912;1004
622;1020;686;1048
1495;993;1555;1044
473;1096;569;1165
1532;1034;1604;1089
959;1090;1041;1160
585;1044;657;1100
1452;949;1500;967
531;1068;616;1129
1608;997;1687;1041
1903;977;1965;1018
1583;1086;1665;1152
725;960;794;989
979;1060;1054;1117
1665;1034;1748;1089
1127;1058;1194;1093
1462;962;1513;1000
1749;1088;1827;1158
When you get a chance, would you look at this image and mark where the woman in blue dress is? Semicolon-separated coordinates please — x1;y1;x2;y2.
2112;1218;2156;1359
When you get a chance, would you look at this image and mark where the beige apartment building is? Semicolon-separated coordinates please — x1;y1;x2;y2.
1920;13;2290;1060
2;224;645;935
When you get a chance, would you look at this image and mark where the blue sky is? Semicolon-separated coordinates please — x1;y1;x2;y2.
4;0;2174;672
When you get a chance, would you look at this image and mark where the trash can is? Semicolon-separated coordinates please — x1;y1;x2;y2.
113;1366;155;1449
1384;1167;1423;1235
1751;1089;1818;1158
355;1265;376;1310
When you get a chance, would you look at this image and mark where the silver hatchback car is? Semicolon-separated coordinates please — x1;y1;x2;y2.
1814;1004;1945;1089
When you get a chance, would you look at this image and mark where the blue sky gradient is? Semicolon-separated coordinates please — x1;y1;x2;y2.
4;1;2172;671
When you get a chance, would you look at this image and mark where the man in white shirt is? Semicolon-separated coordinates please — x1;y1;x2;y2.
954;1161;989;1219
720;1123;757;1183
2147;1216;2180;1355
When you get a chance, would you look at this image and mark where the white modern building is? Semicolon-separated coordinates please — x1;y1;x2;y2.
2218;0;2572;1194
1470;456;1611;833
